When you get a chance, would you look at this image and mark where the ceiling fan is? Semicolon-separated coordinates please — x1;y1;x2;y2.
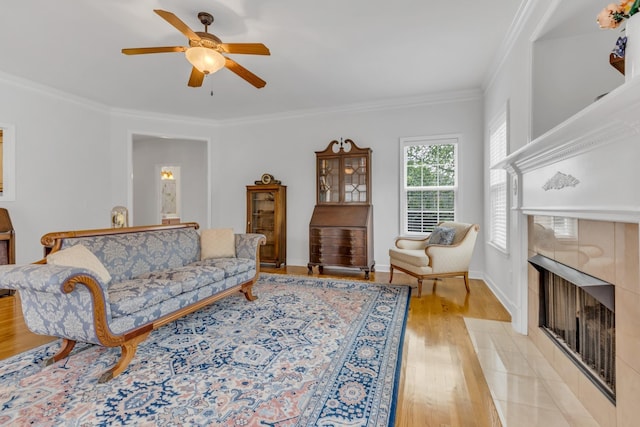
122;9;270;88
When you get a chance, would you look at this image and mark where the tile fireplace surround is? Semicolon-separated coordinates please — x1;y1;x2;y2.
499;78;640;426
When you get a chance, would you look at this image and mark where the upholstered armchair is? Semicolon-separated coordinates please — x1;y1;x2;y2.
389;222;479;297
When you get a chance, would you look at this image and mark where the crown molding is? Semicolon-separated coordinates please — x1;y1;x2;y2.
112;89;482;127
483;0;537;92
0;70;109;114
109;107;223;128
0;69;482;127
217;89;483;127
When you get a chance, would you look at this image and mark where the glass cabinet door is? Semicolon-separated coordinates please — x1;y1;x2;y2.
343;155;367;203
315;139;371;205
250;191;275;258
246;183;286;267
318;158;340;203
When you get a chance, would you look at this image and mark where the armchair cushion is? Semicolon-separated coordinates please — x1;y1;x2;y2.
388;248;429;267
427;226;456;245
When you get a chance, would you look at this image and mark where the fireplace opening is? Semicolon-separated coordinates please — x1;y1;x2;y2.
529;254;616;403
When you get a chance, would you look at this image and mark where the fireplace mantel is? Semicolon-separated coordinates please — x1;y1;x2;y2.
497;78;640;223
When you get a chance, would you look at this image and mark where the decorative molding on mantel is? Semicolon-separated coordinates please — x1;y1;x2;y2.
495;77;640;174
542;172;579;191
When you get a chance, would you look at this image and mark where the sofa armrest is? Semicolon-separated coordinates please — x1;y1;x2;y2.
235;233;267;260
0;264;109;293
0;264;112;344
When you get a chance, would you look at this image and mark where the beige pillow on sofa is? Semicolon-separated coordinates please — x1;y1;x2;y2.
47;244;112;284
201;228;236;260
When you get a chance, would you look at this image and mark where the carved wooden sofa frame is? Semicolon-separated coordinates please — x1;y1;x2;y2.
1;223;265;383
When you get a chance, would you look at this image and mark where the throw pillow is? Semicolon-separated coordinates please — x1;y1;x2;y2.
201;228;236;260
428;226;456;245
47;244;112;284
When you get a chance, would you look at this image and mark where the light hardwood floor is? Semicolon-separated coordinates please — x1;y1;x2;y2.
0;266;511;427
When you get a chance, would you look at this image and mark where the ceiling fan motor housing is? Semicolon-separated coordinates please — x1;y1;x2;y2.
191;32;223;49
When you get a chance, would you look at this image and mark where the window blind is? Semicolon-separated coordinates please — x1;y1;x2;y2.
489;111;508;250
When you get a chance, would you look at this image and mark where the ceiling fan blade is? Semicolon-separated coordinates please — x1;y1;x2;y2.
219;43;270;55
154;9;201;41
188;67;205;87
122;46;187;55
224;57;266;88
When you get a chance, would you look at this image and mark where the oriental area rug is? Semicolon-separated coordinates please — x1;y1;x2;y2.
0;273;410;426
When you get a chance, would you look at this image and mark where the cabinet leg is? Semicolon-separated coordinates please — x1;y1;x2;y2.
364;270;370;280
307;264;313;275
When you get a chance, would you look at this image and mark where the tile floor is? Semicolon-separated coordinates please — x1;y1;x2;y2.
464;318;601;427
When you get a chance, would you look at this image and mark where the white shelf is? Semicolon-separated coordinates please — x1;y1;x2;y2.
498;77;640;174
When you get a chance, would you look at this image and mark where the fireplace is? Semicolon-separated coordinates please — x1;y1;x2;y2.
497;73;640;426
529;254;615;402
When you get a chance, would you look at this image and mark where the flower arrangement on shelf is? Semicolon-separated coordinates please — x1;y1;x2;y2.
597;0;640;29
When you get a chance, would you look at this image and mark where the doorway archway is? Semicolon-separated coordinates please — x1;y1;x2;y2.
130;133;210;228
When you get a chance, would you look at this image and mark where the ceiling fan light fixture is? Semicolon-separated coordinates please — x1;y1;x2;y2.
185;47;225;74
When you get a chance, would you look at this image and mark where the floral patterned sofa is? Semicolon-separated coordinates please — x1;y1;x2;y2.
0;223;265;382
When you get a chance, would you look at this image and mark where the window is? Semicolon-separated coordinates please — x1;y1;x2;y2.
400;137;458;234
489;108;508;251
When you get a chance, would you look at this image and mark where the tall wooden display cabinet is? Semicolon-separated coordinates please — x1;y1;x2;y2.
308;139;374;278
246;181;287;267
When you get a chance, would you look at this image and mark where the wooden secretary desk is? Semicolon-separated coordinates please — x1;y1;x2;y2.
308;139;374;279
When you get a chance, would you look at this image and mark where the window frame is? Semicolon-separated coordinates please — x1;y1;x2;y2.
399;135;459;236
488;105;509;253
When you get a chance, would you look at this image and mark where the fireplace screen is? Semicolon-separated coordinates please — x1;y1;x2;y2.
530;255;615;401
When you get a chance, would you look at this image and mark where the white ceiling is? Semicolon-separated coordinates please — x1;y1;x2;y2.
0;0;528;121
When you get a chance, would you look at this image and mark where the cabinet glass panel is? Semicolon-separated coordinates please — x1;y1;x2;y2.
318;158;340;203
250;191;275;245
344;156;367;202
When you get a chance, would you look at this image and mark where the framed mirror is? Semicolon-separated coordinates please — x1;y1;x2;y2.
0;123;16;201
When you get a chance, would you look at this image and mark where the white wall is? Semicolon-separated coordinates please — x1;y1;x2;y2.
109;94;484;273
0;76;112;263
532;31;623;139
213;96;485;271
0;59;484;278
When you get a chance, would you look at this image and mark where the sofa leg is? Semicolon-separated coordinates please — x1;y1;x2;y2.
241;283;258;301
46;338;76;366
98;332;150;383
389;266;394;283
417;279;423;297
463;273;470;293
